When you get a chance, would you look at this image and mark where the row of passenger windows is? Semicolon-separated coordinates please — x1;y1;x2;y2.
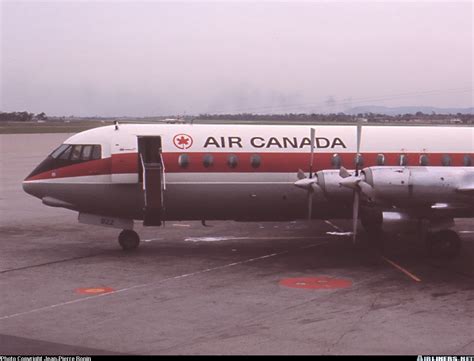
50;144;101;161
332;153;472;167
179;154;262;168
177;153;473;168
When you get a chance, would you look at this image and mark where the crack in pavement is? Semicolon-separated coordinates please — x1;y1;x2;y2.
325;292;381;354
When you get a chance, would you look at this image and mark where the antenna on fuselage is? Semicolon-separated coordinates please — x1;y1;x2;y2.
114;120;119;131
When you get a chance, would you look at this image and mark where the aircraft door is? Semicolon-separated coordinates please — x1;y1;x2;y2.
111;133;139;183
138;136;165;226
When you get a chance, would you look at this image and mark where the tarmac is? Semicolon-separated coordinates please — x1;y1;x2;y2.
0;134;473;355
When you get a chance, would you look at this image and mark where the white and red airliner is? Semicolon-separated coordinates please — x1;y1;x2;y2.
23;123;473;255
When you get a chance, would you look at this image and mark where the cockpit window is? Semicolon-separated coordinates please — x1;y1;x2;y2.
70;145;82;161
91;145;101;160
50;144;69;159
59;146;73;160
81;145;93;160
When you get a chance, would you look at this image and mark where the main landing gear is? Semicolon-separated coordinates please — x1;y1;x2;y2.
360;212;462;259
425;229;462;259
416;218;462;259
118;229;140;251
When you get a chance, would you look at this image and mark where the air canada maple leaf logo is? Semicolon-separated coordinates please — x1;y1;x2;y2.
173;134;193;150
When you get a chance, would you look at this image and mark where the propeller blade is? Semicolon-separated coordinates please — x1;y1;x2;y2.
352;190;360;243
302;128;316;221
356;123;362;155
355;123;363;176
358;181;374;200
339;166;351;179
297;169;306;180
309;128;316;177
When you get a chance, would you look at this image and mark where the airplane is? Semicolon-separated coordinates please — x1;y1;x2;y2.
22;122;474;257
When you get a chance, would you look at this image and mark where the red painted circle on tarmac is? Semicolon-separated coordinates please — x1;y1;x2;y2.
76;287;115;295
279;277;352;290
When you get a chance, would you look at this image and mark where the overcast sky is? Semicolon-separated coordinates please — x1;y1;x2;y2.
1;1;472;116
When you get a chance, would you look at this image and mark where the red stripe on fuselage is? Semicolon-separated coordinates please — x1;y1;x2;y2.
25;151;472;181
25;157;112;181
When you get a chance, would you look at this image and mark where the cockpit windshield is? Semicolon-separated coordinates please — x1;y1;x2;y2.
50;144;101;161
26;143;102;179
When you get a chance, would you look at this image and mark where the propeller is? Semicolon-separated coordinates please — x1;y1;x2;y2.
294;128;317;220
309;127;316;178
355;122;362;176
339;123;365;243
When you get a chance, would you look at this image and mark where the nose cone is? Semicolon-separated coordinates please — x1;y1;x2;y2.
22;180;43;199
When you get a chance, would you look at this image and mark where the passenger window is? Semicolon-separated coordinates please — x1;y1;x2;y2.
250;154;261;168
441;154;452;166
50;144;69;159
227;154;238;168
376;154;385;166
59;145;73;160
331;154;341;169
354;154;364;168
463;155;472;166
70;145;82;161
91;145;101;160
399;154;408;166
81;145;93;160
178;154;189;168
419;154;429;166
203;154;213;168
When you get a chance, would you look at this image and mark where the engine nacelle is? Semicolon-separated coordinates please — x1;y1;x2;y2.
315;169;353;200
362;166;473;206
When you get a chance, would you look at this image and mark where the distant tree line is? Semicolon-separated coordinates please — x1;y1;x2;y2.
196;112;473;124
1;110;472;124
0;112;47;122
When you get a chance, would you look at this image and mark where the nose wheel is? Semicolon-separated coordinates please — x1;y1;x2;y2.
118;230;140;251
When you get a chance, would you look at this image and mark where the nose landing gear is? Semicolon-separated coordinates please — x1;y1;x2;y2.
118;230;140;251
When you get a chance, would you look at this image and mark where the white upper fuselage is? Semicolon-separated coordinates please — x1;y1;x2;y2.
66;123;473;156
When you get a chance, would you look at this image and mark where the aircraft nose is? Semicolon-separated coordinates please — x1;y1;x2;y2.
22;180;43;199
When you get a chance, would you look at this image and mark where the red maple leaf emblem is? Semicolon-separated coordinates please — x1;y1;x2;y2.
177;136;189;145
173;134;193;149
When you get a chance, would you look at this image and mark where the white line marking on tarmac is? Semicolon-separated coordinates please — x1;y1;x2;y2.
326;232;353;236
185;236;240;242
172;224;191;227
184;236;328;242
324;220;345;233
459;231;474;234
0;241;328;321
143;238;163;243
